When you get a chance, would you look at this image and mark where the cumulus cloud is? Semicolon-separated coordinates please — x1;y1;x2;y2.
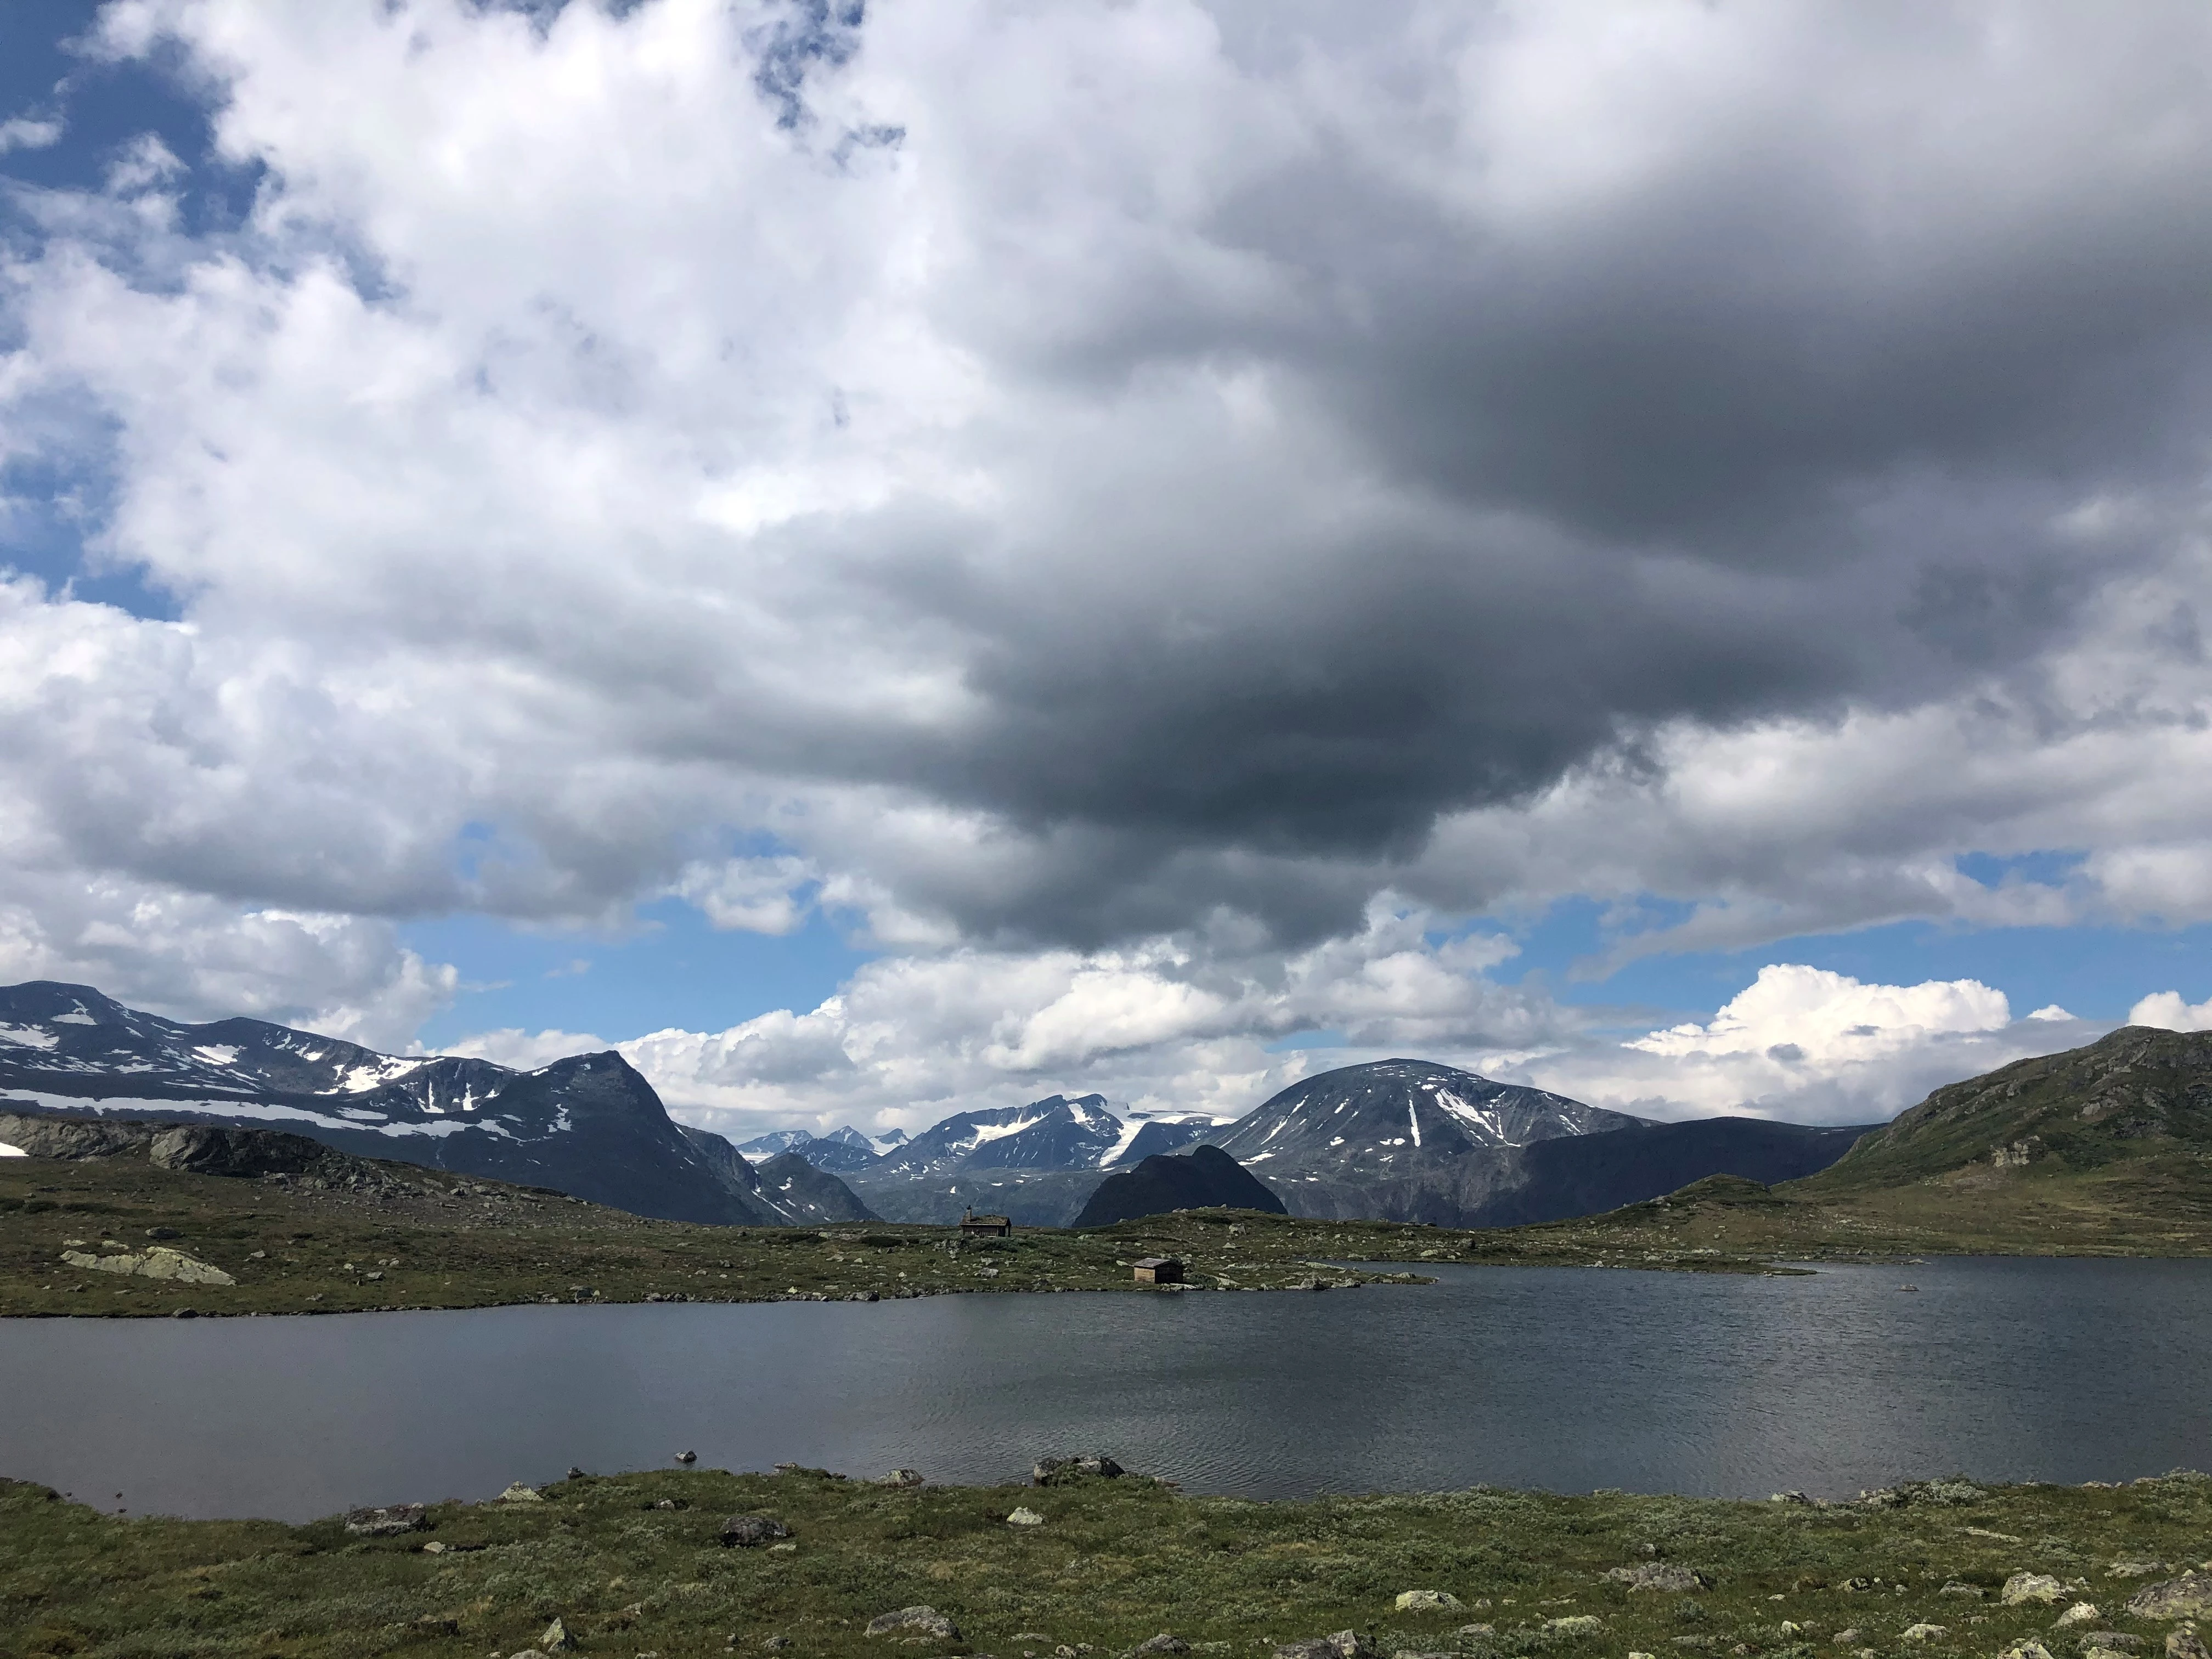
0;2;2208;1095
2127;990;2212;1033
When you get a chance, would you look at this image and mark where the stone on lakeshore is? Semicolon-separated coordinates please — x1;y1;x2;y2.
2006;1576;2069;1606
881;1469;924;1487
721;1515;793;1548
1273;1633;1378;1659
2056;1605;2102;1628
1899;1625;1946;1641
342;1503;427;1536
1032;1455;1124;1486
675;1451;698;1464
2130;1575;2212;1620
1394;1592;1462;1612
566;1466;586;1480
498;1483;544;1503
1130;1637;1188;1655
1606;1564;1709;1593
421;1541;448;1554
1007;1507;1046;1526
866;1607;960;1640
60;1246;234;1286
1543;1616;1605;1637
2166;1635;2209;1659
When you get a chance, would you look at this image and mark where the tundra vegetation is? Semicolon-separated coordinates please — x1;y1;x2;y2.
7;1463;2212;1659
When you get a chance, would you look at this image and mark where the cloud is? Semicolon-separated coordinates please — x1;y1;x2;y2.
2127;990;2212;1033
1506;965;2095;1127
0;1;2207;1079
0;117;63;155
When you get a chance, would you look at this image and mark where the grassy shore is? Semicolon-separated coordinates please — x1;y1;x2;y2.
0;1152;1532;1318
7;1462;2211;1659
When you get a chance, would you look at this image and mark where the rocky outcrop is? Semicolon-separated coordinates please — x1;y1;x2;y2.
343;1504;427;1536
866;1607;960;1640
59;1245;234;1285
721;1515;793;1547
1605;1563;1708;1593
1034;1454;1123;1486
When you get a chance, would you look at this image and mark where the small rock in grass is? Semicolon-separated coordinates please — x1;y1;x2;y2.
2082;1636;2145;1654
1607;1565;1709;1594
2057;1605;2103;1628
414;1616;460;1637
1394;1592;1461;1613
769;1542;797;1554
421;1541;448;1554
1007;1507;1046;1526
1131;1637;1188;1655
1899;1625;1946;1642
866;1607;960;1640
540;1620;569;1652
721;1515;793;1548
1938;1583;1986;1598
1543;1616;1605;1637
1274;1633;1378;1659
498;1483;543;1504
344;1503;428;1537
1453;1626;1495;1639
2169;1634;2211;1659
2109;1564;2170;1580
1832;1632;1861;1646
566;1466;586;1480
763;1640;793;1651
2007;1576;2069;1606
2000;1642;2056;1659
881;1469;924;1487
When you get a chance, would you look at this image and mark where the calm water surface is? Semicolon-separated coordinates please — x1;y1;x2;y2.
4;1257;2210;1520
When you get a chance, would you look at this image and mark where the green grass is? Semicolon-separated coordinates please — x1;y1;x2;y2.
7;1463;2211;1659
0;1154;1485;1318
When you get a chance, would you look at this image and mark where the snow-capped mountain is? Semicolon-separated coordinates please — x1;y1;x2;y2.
734;1124;902;1173
838;1093;1214;1224
1205;1058;1648;1221
0;981;867;1227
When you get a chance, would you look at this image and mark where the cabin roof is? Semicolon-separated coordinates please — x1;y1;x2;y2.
1132;1255;1181;1269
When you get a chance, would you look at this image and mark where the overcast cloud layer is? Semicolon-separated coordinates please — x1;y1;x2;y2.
5;1;2212;1132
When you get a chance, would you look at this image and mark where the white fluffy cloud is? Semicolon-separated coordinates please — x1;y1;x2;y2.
2127;990;2212;1034
0;2;2209;1110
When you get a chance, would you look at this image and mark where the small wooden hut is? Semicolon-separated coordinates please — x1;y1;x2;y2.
958;1208;1012;1238
1131;1256;1183;1284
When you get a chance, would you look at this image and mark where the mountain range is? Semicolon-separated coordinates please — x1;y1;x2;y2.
0;979;1876;1232
0;981;872;1227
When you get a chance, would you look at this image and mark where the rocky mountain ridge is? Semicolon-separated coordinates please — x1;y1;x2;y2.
0;981;869;1227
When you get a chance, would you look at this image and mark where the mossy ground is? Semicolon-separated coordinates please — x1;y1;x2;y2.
7;1465;2210;1659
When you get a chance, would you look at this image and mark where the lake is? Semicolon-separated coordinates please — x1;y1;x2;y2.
4;1257;2210;1521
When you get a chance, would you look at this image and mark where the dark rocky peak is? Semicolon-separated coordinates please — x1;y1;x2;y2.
1073;1143;1288;1227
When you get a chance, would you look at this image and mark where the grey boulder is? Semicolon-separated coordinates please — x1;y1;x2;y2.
342;1503;428;1537
722;1515;794;1548
866;1607;961;1640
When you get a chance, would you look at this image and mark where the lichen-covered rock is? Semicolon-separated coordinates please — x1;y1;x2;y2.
1130;1637;1189;1656
1394;1592;1462;1612
1606;1564;1709;1593
60;1246;234;1285
721;1515;793;1548
498;1483;544;1504
1899;1625;1946;1642
2000;1641;2056;1659
1274;1633;1378;1659
2130;1575;2212;1620
866;1607;960;1640
2006;1576;2069;1606
1007;1508;1046;1526
2056;1604;2102;1628
2165;1632;2210;1659
342;1504;426;1537
1543;1616;1605;1637
880;1469;924;1488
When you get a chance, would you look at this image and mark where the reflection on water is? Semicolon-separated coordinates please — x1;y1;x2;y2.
4;1257;2209;1520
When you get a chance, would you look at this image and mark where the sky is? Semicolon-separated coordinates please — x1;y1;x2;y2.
6;0;2212;1141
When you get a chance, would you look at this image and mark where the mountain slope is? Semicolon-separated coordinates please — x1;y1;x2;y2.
752;1150;880;1223
733;1125;893;1173
0;981;784;1227
1206;1059;1645;1222
1475;1026;2212;1263
1073;1145;1287;1227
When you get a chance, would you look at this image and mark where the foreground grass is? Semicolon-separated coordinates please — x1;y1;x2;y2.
0;1154;1530;1317
7;1464;2211;1659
